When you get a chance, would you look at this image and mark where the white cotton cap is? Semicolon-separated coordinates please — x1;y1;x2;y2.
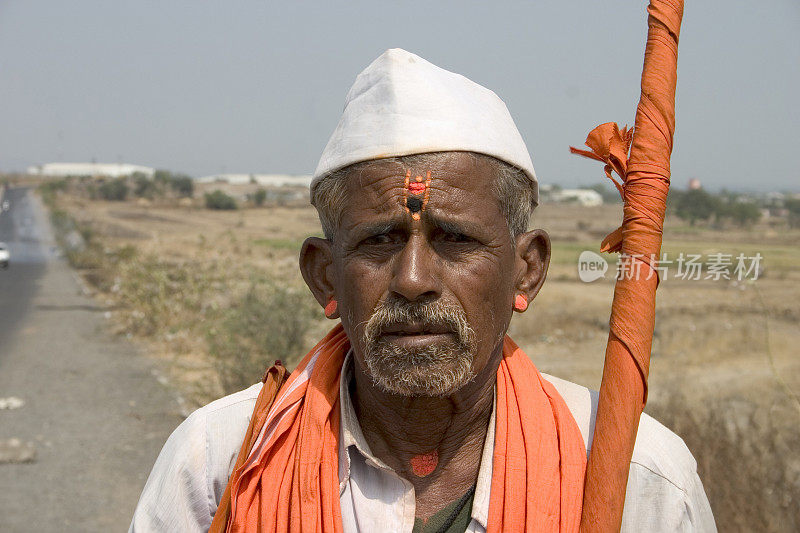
312;48;538;206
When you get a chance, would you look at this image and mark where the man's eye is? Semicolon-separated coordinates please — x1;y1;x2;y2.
363;233;394;245
441;232;473;243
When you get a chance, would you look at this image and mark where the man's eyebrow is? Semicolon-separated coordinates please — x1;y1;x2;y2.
350;214;484;239
424;213;482;236
354;219;404;237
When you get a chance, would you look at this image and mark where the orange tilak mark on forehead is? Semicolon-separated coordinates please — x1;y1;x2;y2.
410;450;439;477
403;170;432;221
408;179;426;195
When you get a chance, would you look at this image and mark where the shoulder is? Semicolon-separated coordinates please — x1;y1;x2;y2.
193;382;264;464
130;383;263;532
541;373;695;483
541;373;717;532
168;382;263;483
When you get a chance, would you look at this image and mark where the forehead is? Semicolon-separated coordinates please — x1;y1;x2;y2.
339;152;504;225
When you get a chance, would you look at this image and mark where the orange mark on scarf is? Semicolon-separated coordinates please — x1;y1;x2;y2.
410;450;438;477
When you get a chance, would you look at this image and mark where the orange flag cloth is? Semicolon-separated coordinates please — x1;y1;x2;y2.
211;324;587;532
570;1;684;531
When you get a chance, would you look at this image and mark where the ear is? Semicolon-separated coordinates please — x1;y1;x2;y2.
299;237;338;317
513;229;550;306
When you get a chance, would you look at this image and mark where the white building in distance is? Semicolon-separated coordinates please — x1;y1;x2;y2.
27;162;155;178
540;185;604;206
556;189;603;206
196;173;312;188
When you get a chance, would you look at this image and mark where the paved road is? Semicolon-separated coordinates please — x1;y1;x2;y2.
0;187;183;532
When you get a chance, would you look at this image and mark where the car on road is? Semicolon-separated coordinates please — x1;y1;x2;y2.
1;200;9;211
0;242;8;269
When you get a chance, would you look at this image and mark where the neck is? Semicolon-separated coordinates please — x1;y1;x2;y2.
350;346;501;490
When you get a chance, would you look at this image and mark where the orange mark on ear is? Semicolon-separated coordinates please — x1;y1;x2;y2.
324;298;338;318
410;450;438;477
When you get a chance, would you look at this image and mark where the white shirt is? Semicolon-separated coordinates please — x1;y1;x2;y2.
336;352;495;532
130;354;716;532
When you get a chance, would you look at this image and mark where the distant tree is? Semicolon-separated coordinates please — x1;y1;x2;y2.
169;174;194;198
666;188;685;215
675;188;718;225
717;188;739;204
153;169;173;184
253;188;267;206
717;201;761;227
132;172;157;199
151;169;194;198
98;178;129;201
784;198;800;228
204;190;237;210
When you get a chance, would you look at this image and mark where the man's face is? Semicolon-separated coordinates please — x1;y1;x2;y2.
329;152;523;397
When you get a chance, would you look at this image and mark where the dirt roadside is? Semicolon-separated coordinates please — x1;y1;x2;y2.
0;188;183;532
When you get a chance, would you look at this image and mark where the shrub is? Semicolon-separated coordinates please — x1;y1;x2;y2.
252;187;267;206
208;281;317;393
153;169;172;184
170;175;194;198
132;172;158;199
38;179;70;205
675;188;718;225
152;169;195;198
98;178;129;201
785;198;800;228
204;189;237;210
648;389;800;532
718;201;761;227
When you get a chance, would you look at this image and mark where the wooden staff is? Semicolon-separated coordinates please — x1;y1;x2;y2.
570;1;684;530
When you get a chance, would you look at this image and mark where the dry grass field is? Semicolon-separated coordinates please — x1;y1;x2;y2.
40;181;800;532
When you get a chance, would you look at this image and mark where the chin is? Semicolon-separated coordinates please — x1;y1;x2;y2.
363;341;477;397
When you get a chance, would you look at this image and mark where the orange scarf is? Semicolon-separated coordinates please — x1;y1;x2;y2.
211;324;586;532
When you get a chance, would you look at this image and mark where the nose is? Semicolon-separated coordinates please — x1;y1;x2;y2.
389;234;441;302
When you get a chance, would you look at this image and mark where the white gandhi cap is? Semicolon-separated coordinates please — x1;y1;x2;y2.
312;48;538;206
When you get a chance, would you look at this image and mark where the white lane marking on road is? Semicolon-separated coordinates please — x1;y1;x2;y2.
0;438;36;464
0;396;25;410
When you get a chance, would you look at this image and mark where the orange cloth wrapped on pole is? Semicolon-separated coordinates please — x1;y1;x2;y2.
570;0;684;531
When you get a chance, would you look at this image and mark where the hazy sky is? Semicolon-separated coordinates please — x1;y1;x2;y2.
1;1;798;191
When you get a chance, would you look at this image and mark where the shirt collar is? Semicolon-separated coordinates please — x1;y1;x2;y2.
337;349;495;529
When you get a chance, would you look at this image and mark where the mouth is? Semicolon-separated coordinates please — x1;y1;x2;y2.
380;321;451;335
379;322;455;347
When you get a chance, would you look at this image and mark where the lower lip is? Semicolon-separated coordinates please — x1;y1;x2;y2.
381;332;455;348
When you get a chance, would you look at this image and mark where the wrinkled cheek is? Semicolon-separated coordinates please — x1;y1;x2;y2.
337;264;386;342
464;280;513;362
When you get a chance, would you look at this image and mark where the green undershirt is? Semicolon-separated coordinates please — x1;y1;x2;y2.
412;486;476;533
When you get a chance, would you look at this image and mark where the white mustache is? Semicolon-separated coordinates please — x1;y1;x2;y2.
364;298;473;347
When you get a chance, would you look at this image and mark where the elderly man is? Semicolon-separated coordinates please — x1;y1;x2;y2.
131;49;715;532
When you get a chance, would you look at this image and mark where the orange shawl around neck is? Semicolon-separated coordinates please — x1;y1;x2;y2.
212;324;586;532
